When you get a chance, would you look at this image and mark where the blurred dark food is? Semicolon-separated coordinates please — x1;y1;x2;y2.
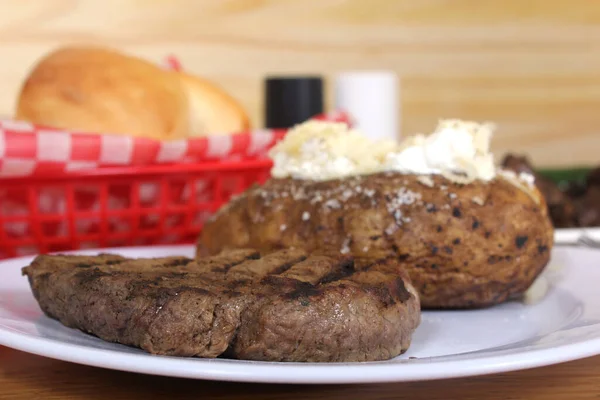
501;155;600;228
563;181;587;198
501;154;535;175
574;187;600;227
587;167;600;187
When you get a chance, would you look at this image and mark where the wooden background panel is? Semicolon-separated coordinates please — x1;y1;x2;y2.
0;0;599;167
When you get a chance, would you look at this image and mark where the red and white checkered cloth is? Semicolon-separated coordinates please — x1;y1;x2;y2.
0;111;350;178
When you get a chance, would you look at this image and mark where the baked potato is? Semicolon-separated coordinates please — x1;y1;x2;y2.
198;171;554;309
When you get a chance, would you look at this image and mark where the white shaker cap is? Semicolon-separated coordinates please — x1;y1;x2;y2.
334;71;400;142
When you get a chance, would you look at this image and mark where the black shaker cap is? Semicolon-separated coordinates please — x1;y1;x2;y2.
264;76;323;129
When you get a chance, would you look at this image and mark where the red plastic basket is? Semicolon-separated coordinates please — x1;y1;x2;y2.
0;108;351;260
0;159;272;259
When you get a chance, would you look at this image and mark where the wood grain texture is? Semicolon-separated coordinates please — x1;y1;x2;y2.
0;0;599;167
2;346;600;399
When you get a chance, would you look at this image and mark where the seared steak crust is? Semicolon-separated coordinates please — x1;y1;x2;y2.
22;249;420;362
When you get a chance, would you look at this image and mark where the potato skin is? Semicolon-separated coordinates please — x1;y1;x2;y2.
198;172;554;309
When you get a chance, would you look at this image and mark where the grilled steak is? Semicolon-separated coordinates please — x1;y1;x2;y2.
22;249;420;362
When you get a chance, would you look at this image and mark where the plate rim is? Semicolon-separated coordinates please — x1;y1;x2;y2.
2;322;600;384
2;244;600;384
554;227;600;244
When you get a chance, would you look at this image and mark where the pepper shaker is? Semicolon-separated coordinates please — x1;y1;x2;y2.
264;76;324;129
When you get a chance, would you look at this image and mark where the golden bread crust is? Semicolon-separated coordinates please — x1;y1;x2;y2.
15;46;191;140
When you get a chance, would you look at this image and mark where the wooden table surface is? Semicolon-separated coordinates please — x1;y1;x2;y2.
1;347;600;400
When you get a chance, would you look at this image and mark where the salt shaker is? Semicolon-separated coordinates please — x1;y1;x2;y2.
334;71;400;142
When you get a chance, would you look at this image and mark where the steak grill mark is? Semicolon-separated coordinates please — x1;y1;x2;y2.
22;249;419;362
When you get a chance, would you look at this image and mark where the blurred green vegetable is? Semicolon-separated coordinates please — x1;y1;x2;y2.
537;167;591;185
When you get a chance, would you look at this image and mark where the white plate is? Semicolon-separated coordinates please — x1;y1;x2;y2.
555;227;600;244
1;245;600;384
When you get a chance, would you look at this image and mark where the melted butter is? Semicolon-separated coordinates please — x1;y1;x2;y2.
269;119;501;184
269;121;396;181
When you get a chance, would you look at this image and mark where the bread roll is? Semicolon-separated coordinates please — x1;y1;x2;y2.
176;72;250;137
15;46;250;140
15;46;190;140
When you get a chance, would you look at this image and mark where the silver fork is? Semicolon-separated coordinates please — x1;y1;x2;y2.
576;234;600;249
